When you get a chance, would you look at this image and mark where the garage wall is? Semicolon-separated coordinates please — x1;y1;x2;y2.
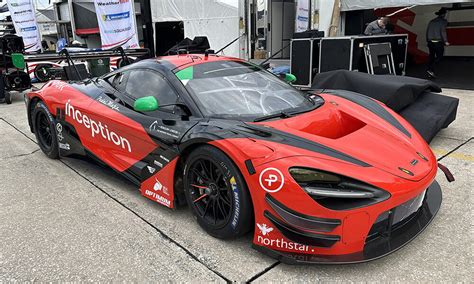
150;0;240;57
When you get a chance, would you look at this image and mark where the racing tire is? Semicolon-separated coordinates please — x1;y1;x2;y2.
183;145;253;239
34;64;52;82
4;91;12;104
32;101;59;159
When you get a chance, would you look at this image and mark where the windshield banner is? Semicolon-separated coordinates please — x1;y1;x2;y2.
93;0;139;49
6;0;41;52
295;0;310;32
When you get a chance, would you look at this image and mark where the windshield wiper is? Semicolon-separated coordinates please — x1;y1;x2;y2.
253;111;293;122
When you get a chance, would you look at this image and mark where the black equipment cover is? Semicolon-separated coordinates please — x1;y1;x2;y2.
311;70;458;142
166;36;211;55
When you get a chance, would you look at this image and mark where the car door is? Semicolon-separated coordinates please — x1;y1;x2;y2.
67;71;158;177
95;68;199;204
120;68;201;206
119;68;199;168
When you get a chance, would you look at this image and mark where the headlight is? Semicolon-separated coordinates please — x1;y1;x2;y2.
289;167;390;210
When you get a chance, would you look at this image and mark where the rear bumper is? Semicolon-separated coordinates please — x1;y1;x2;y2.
253;180;442;264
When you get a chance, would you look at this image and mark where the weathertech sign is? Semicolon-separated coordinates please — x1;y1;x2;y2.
93;0;138;49
6;0;41;51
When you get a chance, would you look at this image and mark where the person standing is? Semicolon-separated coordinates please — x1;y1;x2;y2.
364;17;390;36
426;8;450;78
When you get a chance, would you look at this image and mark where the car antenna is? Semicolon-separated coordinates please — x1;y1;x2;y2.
215;33;244;55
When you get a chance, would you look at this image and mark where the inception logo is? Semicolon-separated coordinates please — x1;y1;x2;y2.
65;100;131;152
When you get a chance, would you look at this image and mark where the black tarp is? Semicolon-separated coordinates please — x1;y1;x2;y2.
165;37;211;55
311;70;458;142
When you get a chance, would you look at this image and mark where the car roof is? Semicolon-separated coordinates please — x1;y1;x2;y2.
156;54;244;71
111;54;246;76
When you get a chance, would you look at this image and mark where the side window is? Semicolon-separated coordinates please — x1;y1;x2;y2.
124;70;178;106
106;72;126;92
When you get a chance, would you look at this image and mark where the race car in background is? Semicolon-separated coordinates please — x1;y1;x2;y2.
25;54;443;263
28;56;134;82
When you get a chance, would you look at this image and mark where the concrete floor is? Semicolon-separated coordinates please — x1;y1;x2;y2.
0;88;472;282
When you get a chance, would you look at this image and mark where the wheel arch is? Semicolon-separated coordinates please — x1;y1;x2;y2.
174;139;256;223
27;95;45;133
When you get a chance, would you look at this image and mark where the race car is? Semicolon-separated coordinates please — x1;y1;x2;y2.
25;54;442;264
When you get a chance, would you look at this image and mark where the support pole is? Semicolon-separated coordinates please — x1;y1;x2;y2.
328;0;340;37
139;0;155;56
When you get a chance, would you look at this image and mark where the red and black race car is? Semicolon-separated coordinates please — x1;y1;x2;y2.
25;54;442;264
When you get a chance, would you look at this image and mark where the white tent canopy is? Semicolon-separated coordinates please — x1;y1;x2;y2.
151;0;240;57
341;0;473;11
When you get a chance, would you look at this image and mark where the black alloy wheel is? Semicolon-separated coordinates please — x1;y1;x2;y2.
33;101;59;159
184;145;252;239
36;111;53;150
188;158;233;227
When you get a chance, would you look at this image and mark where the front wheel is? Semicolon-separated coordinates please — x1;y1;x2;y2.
32;101;59;159
183;145;253;239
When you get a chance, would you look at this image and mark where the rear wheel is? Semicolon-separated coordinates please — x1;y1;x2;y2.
33;101;59;159
183;145;253;239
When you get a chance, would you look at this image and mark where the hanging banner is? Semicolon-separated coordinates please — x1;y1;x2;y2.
295;0;310;32
6;0;41;52
94;0;139;49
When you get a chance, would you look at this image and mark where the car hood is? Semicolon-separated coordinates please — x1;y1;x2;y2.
238;92;436;182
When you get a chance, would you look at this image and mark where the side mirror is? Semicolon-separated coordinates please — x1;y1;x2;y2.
284;73;297;83
134;96;158;112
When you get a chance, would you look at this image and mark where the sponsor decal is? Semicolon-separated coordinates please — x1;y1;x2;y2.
97;95;120;111
149;121;180;139
144;189;171;207
153;160;163;168
59;142;70;150
65;100;131;152
256;223;310;252
230;177;240;228
104;26;132;34
56;123;64;142
160;155;170;163
153;179;169;196
297;15;309;21
257;223;273;236
20;26;37;32
13;9;32;15
97;0;129;6
147;166;156;174
10;2;30;7
259;168;285;193
51;81;69;91
15;19;34;24
102;11;130;21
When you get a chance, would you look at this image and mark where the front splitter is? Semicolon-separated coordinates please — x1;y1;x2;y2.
253;180;442;264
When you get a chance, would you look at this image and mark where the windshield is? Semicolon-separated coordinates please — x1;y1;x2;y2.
175;60;317;120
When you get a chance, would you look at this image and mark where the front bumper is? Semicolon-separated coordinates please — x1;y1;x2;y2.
253;180;442;264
